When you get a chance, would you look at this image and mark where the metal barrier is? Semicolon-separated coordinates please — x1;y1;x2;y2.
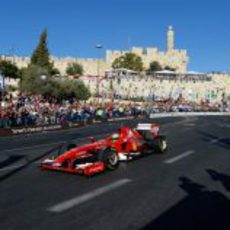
0;116;135;136
149;112;230;118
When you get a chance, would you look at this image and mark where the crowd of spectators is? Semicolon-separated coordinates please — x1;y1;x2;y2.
0;94;228;128
149;96;228;113
0;94;146;128
92;73;230;104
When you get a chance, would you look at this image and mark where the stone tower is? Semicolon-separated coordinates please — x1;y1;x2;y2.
167;25;174;51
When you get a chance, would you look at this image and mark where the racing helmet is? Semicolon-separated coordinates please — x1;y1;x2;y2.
111;133;119;141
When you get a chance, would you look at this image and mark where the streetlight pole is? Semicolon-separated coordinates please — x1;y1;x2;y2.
0;70;2;98
96;44;102;102
0;70;5;99
40;75;47;98
3;73;5;98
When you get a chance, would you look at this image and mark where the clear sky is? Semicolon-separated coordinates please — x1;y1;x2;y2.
0;0;229;72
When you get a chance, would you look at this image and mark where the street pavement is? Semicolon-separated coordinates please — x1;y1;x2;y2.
0;116;230;230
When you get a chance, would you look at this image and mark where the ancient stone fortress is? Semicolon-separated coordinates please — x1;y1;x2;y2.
1;26;188;75
106;26;188;73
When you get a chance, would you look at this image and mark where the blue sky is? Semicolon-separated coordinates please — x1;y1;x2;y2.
0;0;230;72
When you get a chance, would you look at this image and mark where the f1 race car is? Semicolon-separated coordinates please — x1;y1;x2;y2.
40;123;167;176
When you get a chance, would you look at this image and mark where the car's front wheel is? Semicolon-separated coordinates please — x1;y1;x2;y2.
98;147;119;170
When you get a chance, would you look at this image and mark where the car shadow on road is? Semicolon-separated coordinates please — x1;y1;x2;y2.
207;169;230;192
142;176;230;230
198;130;230;150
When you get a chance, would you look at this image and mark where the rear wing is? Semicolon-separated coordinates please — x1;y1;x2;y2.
136;123;159;132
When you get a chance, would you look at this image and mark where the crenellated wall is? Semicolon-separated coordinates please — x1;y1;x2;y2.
105;46;188;72
0;26;188;75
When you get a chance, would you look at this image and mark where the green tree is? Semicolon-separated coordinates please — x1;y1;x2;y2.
147;61;162;74
112;53;144;72
164;65;176;71
49;67;60;78
0;59;20;78
30;29;57;75
20;65;50;95
57;79;90;100
20;65;90;100
66;62;84;76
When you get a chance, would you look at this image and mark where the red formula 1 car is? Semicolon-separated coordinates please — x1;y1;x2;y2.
40;123;167;176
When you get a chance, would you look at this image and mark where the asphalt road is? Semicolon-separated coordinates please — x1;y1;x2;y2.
0;116;230;230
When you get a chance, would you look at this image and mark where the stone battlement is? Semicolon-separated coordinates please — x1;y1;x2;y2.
0;26;188;75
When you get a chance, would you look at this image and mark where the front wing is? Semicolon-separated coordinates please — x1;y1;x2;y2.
40;161;106;176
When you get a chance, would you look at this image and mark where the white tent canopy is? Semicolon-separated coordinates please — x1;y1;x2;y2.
155;70;176;74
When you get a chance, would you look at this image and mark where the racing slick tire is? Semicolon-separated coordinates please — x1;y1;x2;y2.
154;136;167;154
98;147;119;170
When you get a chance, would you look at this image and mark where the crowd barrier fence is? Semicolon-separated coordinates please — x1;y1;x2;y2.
0;112;229;137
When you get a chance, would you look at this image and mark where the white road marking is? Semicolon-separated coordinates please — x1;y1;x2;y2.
209;138;229;148
209;138;220;144
0;142;62;153
0;163;26;172
164;150;195;164
48;178;132;213
184;123;195;127
163;116;192;127
217;123;230;128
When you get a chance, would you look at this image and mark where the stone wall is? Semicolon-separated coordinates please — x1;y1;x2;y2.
106;47;188;72
0;26;188;75
80;73;230;103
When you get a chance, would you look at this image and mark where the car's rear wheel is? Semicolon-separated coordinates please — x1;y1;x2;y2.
154;136;167;153
98;147;119;170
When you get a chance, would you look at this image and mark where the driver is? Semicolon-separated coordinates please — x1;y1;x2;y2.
110;133;120;142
